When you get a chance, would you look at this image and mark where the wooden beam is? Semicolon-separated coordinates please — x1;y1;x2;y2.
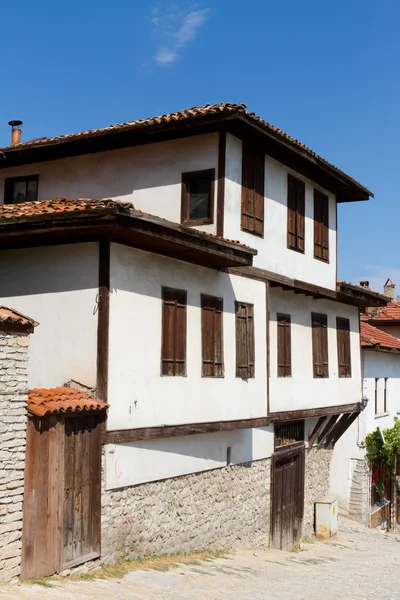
307;416;328;451
104;416;271;444
97;240;110;403
317;415;339;450
216;130;226;237
266;281;270;415
328;411;360;447
269;403;360;423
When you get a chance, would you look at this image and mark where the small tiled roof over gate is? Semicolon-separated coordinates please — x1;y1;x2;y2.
27;387;109;417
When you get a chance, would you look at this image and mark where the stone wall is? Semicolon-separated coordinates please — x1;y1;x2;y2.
102;458;271;563
303;448;333;536
349;458;370;526
0;333;30;581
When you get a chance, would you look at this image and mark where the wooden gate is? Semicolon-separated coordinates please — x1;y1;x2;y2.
21;414;102;579
271;443;305;550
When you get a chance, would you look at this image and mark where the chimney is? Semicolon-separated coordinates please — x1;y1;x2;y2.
359;280;370;288
384;278;395;301
8;120;23;145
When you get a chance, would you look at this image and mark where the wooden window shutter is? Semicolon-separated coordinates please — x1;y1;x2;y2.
201;295;224;377
314;189;329;261
287;175;305;252
161;288;187;376
277;314;291;377
337;317;351;378
241;146;264;237
312;313;328;378
235;302;255;379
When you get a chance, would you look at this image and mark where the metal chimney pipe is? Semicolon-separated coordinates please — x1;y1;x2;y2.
8;120;23;145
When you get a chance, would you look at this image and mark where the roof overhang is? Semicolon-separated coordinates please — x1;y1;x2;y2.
0;205;257;269
337;282;388;307
0;107;372;203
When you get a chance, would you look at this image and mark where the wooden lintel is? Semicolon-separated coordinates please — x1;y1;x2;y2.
104;416;271;444
317;415;339;449
269;403;360;423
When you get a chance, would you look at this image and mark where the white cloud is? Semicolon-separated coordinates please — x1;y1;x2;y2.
149;3;210;67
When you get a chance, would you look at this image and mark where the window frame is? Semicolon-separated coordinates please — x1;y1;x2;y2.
241;144;265;238
277;313;291;377
336;317;351;378
311;312;329;378
161;287;187;377
181;169;215;227
314;188;330;263
201;294;224;378
4;174;39;205
235;301;255;379
287;174;305;253
384;377;388;413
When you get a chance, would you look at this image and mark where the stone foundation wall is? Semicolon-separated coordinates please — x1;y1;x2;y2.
0;333;30;581
303;448;333;536
102;458;271;563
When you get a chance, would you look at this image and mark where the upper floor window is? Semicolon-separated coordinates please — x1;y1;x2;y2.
312;313;328;378
235;301;255;379
181;169;215;226
201;295;224;378
161;287;187;376
375;377;388;415
4;175;38;204
277;314;291;377
241;145;265;237
314;189;329;262
287;175;305;253
336;317;351;377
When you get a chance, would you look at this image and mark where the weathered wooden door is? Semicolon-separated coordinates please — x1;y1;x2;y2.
271;445;305;550
63;415;102;568
22;413;102;579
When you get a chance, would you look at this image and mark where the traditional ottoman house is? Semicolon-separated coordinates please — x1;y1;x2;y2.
0;103;386;578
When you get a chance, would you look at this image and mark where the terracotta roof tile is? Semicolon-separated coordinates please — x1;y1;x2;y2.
360;322;400;350
0;306;38;332
27;387;109;417
1;103;371;198
366;302;400;322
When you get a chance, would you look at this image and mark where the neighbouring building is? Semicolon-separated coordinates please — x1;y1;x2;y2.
0;103;387;579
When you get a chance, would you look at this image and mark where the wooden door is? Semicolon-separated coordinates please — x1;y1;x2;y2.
63;415;102;569
271;445;305;550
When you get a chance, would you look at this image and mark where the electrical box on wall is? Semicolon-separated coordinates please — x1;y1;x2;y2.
315;496;338;539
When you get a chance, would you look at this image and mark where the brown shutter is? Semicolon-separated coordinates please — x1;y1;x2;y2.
201;295;224;377
312;313;328;378
161;288;187;376
253;160;265;236
235;302;255;379
287;175;305;251
314;190;329;261
277;314;291;377
337;317;351;378
241;146;264;237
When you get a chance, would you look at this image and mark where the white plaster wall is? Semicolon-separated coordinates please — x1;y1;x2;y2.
108;243;267;430
0;243;99;388
330;349;400;509
224;133;337;289
105;426;274;489
0;134;219;235
269;288;361;412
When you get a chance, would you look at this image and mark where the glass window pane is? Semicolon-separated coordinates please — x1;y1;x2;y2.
26;180;38;202
189;176;211;220
12;181;27;204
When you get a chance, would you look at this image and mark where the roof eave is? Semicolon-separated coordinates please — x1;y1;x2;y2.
337;282;388;307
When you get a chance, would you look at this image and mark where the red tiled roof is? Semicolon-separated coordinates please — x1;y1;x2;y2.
0;306;38;332
1;103;372;198
360;322;400;350
27;387;109;417
0;197;253;250
366;302;400;322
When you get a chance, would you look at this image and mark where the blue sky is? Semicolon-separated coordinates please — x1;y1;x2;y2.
1;0;399;292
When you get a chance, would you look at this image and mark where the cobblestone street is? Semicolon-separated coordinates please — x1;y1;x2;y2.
2;518;400;600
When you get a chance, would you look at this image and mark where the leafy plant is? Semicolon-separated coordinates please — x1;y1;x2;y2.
374;478;386;499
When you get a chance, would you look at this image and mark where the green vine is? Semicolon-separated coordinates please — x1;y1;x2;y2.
361;418;400;498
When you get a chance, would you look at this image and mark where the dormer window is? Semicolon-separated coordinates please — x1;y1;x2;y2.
181;169;215;226
4;175;39;204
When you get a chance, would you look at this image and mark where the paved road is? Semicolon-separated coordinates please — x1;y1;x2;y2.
2;518;400;600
